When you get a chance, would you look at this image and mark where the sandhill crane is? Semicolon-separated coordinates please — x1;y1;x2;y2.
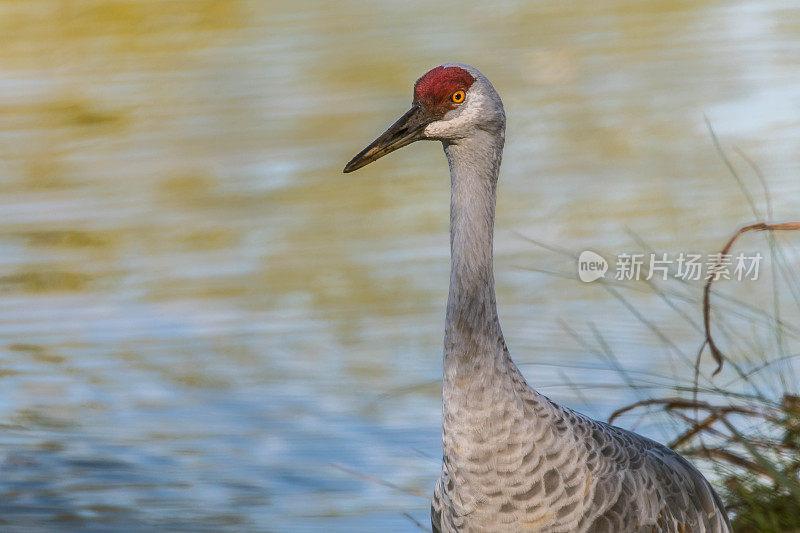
344;64;732;533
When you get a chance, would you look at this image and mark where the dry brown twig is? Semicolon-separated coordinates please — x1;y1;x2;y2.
700;222;800;376
607;397;768;425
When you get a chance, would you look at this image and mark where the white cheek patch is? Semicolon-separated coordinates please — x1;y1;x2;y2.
424;121;451;138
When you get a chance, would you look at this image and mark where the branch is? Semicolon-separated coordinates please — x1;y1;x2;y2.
701;222;800;375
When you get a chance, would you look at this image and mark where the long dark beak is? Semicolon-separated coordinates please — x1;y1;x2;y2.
343;105;431;173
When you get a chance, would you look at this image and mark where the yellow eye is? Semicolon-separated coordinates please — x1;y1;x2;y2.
451;90;465;104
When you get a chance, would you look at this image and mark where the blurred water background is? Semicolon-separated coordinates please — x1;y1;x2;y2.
1;1;800;531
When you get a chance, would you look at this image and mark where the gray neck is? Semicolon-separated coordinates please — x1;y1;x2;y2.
443;130;505;361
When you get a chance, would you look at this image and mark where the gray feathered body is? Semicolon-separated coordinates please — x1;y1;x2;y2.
428;65;731;532
431;350;731;532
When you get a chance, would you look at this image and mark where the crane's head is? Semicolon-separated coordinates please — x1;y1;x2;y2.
343;64;505;173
